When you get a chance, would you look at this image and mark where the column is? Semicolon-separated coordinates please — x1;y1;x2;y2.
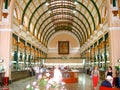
0;0;3;21
15;36;19;70
109;29;120;77
34;48;36;65
107;0;120;77
24;42;27;68
104;41;107;70
97;46;100;68
38;50;40;65
0;30;12;80
118;0;120;18
28;45;32;66
94;47;96;65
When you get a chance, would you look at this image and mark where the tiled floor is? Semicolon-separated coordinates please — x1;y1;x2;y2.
7;73;101;90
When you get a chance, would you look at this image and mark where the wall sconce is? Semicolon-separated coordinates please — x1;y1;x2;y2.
0;59;4;63
118;59;120;63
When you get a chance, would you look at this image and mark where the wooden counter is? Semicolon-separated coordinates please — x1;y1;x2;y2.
11;70;30;81
62;72;78;83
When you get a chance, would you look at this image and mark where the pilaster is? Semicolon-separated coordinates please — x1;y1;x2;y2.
106;0;120;77
0;29;12;80
109;28;120;77
0;0;3;21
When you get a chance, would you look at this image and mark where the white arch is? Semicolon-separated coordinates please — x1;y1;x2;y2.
48;30;80;48
13;4;21;20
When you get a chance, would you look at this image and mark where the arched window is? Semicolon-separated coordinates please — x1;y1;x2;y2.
13;8;18;19
101;5;108;23
13;6;21;24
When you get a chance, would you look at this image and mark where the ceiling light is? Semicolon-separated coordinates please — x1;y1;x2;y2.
48;10;51;13
73;10;76;13
46;2;49;6
74;1;77;5
19;25;23;29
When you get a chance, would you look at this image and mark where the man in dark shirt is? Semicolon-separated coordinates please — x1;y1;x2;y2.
101;76;112;88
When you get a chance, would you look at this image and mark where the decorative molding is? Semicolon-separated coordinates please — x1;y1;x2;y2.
0;28;12;31
44;63;84;66
43;56;84;59
48;48;80;54
2;9;9;18
109;27;120;30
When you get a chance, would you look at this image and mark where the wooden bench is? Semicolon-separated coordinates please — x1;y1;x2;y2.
99;86;120;90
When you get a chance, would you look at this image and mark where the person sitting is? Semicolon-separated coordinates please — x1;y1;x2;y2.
101;75;112;88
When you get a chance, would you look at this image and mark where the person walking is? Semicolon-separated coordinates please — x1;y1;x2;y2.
91;66;100;90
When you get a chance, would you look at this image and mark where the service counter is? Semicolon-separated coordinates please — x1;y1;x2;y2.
62;72;78;83
11;70;30;81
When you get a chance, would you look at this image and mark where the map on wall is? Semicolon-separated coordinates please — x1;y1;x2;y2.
58;41;69;54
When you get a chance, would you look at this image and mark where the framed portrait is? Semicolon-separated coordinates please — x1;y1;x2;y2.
58;41;69;54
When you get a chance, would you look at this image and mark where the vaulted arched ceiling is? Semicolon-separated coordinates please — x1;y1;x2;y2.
15;0;103;47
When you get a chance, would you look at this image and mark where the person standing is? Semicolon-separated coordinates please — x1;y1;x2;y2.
105;66;113;85
105;66;113;77
29;66;35;76
91;66;100;90
34;65;40;79
53;65;62;84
